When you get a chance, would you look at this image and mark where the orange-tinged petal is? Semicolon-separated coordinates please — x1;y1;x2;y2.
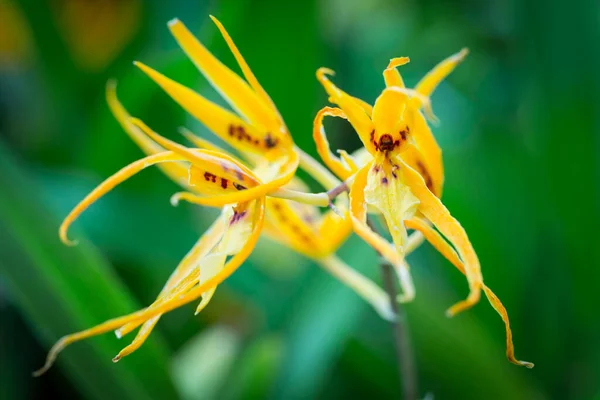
167;19;284;135
265;198;323;257
383;57;410;88
405;217;533;368
316;208;353;254
313;106;355;180
316;68;376;153
415;48;469;101
59;151;188;246
399;156;482;316
134;61;283;158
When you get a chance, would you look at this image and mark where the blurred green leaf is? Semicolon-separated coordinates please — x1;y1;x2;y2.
171;325;241;400
0;142;178;400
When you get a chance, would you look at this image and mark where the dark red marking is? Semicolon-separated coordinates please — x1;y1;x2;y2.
378;134;395;151
204;171;217;183
264;133;278;149
416;161;434;192
221;178;228;189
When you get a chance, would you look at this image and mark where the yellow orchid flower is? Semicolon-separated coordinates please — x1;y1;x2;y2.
36;16;410;375
110;16;422;317
313;52;533;368
105;12;415;319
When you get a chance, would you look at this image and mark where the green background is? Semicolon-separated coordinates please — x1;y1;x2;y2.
0;0;598;399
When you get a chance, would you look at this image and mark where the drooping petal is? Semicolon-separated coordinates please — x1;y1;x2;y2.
316;68;376;153
405;217;533;368
114;203;256;362
414;48;469;101
167;19;283;135
398;156;482;316
59;151;188;245
35;197;265;376
134;61;284;158
115;216;227;339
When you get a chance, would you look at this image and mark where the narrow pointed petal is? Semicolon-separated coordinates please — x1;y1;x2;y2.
37;198;265;374
134;61;285;157
209;16;282;122
106;81;192;189
115;217;226;339
399;158;482;316
167;19;283;133
405;217;533;368
59;151;187;245
169;154;298;208
130;118;270;198
415;48;469;99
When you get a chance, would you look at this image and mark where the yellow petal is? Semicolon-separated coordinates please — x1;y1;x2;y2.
399;156;482;316
171;152;299;208
168;19;284;136
265;198;324;258
415;48;469;100
115;216;227;339
59;151;188;246
209;16;283;124
134;61;284;158
36;198;265;375
106;81;192;189
383;56;410;88
405;217;533;368
316;68;376;153
313;106;356;180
